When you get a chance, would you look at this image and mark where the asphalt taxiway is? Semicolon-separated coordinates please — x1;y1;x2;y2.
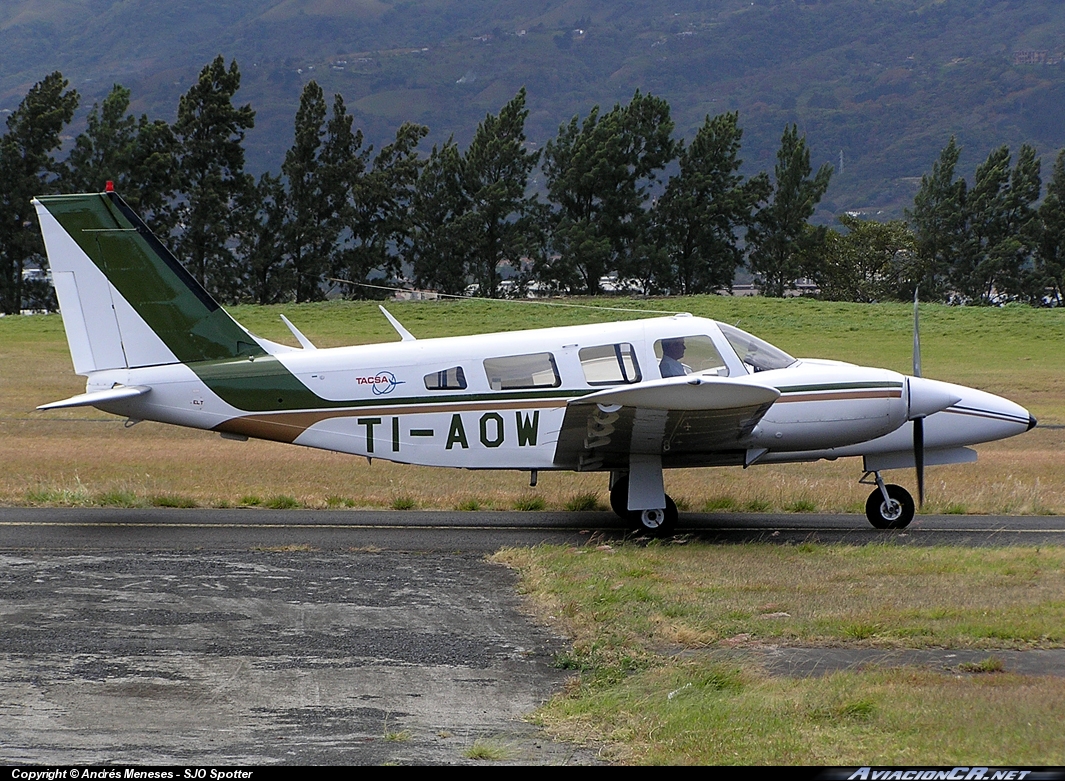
3;507;1065;550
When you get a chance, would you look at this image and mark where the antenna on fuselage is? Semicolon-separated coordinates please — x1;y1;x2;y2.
280;314;317;350
379;305;416;342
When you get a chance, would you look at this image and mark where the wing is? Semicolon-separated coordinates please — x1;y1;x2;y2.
553;376;780;470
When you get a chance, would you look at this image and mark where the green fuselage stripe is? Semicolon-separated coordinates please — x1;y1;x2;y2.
190;354;597;412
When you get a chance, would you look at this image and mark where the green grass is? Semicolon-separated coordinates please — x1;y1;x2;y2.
958;655;1006;673
535;659;1065;764
513;494;546;511
703;496;738;511
495;543;1065;763
264;494;300;509
149;493;198;508
462;738;511;761
565;492;603;512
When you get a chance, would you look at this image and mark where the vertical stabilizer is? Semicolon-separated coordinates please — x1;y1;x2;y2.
34;192;265;374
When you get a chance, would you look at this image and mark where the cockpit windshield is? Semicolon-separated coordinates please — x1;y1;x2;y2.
718;323;797;373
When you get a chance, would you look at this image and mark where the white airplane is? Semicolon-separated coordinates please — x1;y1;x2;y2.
33;190;1037;534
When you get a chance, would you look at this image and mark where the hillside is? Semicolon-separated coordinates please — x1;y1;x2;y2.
4;0;1065;218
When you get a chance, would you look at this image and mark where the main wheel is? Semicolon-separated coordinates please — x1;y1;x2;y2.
609;475;629;519
865;484;915;529
634;496;678;536
608;475;679;536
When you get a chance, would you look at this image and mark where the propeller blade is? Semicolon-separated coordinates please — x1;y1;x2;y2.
914;416;925;507
913;288;922;379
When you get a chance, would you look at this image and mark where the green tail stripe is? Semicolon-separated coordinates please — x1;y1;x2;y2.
37;192;265;363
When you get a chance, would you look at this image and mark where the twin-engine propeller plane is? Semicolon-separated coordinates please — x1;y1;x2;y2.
33;191;1037;535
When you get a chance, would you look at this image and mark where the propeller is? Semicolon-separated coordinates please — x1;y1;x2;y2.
912;289;924;506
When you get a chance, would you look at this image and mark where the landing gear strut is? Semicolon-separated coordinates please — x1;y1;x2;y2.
609;474;678;536
861;471;915;529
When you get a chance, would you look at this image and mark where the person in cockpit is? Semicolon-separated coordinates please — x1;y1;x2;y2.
659;337;691;377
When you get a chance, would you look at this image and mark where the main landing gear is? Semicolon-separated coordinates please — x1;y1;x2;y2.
860;471;915;529
609;474;678;536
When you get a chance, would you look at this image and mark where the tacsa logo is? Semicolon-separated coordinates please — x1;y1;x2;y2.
356;371;404;395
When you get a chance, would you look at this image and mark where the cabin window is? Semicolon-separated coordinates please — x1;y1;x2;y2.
579;343;642;386
483;352;561;390
424;366;467;391
654;335;729;378
718;323;796;373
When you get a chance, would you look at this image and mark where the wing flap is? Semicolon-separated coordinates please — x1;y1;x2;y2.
38;385;152;411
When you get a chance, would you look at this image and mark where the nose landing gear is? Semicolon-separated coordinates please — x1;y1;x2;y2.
860;471;915;529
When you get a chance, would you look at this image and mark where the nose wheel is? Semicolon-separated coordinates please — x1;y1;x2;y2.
865;483;915;529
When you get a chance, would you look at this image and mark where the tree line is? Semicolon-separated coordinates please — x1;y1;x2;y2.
2;57;1064;315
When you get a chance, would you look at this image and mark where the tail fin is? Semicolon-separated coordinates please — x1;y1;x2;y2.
33;191;265;374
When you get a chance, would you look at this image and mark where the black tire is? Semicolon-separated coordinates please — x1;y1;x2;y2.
609;475;629;519
865;484;915;529
634;495;678;536
609;475;679;536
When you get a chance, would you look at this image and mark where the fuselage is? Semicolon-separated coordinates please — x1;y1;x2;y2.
81;314;1034;473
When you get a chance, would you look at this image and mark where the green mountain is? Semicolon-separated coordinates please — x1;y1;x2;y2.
4;0;1065;218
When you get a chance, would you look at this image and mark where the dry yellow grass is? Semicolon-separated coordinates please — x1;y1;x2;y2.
4;416;1062;513
3;305;1062;513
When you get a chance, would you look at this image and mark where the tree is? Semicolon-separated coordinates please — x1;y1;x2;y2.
953;144;1040;303
0;72;78;314
67;84;179;236
172;56;255;302
457;88;542;298
655;112;769;294
541;91;677;294
236;173;290;305
67;85;137;192
337;121;427;297
1036;149;1065;306
746;124;832;298
410;140;469;295
279;82;354;303
813;215;917;302
906;137;966;301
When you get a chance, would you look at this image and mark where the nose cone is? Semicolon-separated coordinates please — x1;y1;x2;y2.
1029;414;1038;431
919;380;1035;449
907;376;962;420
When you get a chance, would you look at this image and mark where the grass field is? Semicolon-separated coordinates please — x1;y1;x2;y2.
495;542;1065;764
1;296;1062;513
3;296;1065;764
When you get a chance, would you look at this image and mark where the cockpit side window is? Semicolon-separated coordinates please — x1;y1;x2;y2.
483;352;561;390
654;335;729;378
424;366;467;390
718;323;797;373
579;343;642;386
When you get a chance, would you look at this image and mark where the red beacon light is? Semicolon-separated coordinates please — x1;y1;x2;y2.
105;180;114;192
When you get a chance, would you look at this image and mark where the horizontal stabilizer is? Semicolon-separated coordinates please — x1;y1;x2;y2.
38;385;151;411
573;375;781;411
